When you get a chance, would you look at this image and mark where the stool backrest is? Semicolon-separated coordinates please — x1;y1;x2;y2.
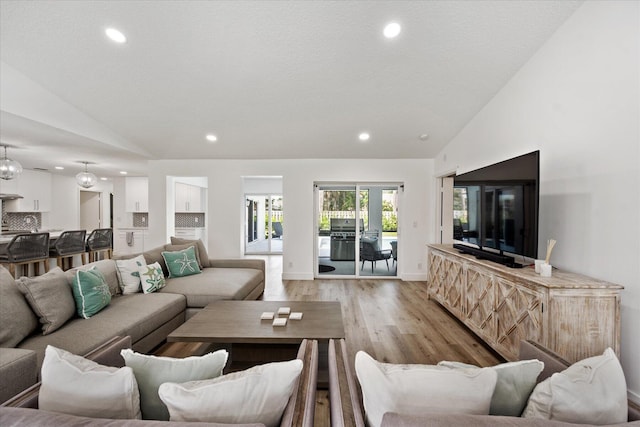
53;230;87;255
87;228;113;250
7;233;50;262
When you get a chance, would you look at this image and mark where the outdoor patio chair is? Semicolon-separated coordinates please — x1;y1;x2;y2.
359;237;391;273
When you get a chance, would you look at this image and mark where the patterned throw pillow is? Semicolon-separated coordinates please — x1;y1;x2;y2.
115;255;146;294
161;246;201;278
138;262;166;294
71;268;111;319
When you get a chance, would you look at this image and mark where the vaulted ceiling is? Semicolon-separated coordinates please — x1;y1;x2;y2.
0;0;582;177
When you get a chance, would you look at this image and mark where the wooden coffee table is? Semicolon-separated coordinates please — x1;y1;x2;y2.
167;300;345;386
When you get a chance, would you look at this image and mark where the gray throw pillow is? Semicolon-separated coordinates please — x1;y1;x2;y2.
16;267;76;335
0;266;38;346
438;359;544;416
170;237;210;268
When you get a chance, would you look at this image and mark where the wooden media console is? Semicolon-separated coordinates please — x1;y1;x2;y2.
427;244;622;363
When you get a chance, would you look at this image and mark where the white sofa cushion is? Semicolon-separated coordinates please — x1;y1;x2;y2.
355;351;497;427
121;348;227;421
522;347;627;425
158;359;302;427
39;345;141;419
438;359;543;416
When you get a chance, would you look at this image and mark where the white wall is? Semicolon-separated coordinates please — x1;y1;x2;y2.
49;175;113;231
146;159;433;281
434;1;640;402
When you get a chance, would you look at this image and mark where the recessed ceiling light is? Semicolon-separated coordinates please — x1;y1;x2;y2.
206;134;218;142
120;171;127;175
419;134;429;141
105;28;127;44
358;132;371;142
383;22;401;39
100;177;108;181
55;166;64;170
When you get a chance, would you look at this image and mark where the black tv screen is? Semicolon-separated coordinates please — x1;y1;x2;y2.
453;151;539;263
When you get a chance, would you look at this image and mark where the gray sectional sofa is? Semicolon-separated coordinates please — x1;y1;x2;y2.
1;335;318;427
328;339;640;427
0;238;265;404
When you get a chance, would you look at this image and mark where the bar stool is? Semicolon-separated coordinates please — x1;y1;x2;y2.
0;232;50;278
49;230;87;271
86;228;113;262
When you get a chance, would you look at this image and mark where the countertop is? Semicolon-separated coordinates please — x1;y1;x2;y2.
0;229;64;244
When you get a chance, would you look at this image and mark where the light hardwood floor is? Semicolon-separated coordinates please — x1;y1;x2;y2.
155;255;503;426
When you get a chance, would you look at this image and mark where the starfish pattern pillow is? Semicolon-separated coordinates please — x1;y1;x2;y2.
161;246;201;278
138;262;167;294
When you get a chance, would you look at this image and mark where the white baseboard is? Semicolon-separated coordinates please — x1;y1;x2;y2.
629;389;640;405
400;273;429;281
281;272;314;281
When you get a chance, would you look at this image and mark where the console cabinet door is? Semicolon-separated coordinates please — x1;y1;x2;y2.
428;251;464;317
464;265;496;342
493;277;545;361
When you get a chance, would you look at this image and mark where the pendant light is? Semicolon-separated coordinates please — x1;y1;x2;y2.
0;145;23;180
76;161;98;188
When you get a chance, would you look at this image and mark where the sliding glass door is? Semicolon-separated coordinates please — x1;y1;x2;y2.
315;183;399;278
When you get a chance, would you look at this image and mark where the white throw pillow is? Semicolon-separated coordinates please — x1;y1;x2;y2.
138;262;166;294
121;348;228;420
39;345;141;419
438;359;544;416
522;348;627;425
355;351;497;427
115;255;146;294
158;359;303;427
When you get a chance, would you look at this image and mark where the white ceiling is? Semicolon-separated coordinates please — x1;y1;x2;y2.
0;0;582;178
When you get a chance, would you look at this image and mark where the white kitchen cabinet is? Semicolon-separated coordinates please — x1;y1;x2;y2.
125;177;148;212
3;170;52;212
114;229;148;255
174;227;207;242
175;183;203;212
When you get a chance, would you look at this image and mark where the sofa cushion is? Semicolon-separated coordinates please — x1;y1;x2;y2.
138;262;166;294
380;412;635;427
522;347;627;425
0;266;38;347
18;292;186;371
160;267;263;308
116;255;146;294
16;267;75;335
71;268;112;318
66;259;121;296
164;243;204;270
121;349;228;421
162;246;201;278
39;345;141;419
438;359;544;416
355;351;497;427
0;407;266;427
158;359;302;427
0;348;37;404
170;237;210;268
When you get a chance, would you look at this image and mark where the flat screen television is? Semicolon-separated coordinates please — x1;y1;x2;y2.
453;151;539;267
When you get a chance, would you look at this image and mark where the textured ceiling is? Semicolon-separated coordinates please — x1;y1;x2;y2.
0;0;582;177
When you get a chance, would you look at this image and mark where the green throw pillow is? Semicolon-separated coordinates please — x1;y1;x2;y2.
71;268;111;319
161;246;201;278
139;262;166;293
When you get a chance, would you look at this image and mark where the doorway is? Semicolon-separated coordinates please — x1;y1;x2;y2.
245;194;283;254
80;190;101;231
315;183;399;278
